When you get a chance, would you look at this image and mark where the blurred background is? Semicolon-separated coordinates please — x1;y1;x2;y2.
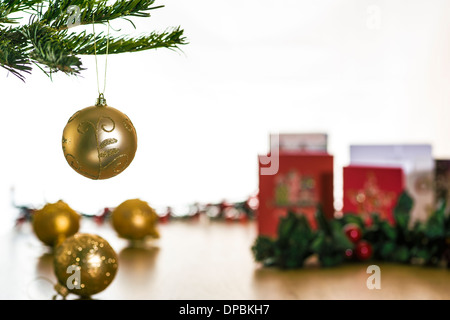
1;0;450;234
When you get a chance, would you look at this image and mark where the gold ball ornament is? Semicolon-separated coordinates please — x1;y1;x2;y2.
111;199;160;240
53;233;118;298
62;95;137;180
32;200;80;246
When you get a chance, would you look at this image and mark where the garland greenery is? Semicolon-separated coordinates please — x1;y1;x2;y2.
252;192;450;268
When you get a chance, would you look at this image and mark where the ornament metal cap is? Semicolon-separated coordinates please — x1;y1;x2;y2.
95;93;107;107
53;283;69;300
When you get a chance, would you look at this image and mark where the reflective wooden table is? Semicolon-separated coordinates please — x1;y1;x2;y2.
1;218;449;300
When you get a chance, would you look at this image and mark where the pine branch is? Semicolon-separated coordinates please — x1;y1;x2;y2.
0;0;187;81
40;0;163;31
21;21;83;75
0;26;32;81
0;0;44;24
68;27;186;54
252;191;450;269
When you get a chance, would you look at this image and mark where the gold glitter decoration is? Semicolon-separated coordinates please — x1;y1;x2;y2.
32;200;80;246
347;172;396;223
54;233;118;298
111;199;160;240
62;100;137;180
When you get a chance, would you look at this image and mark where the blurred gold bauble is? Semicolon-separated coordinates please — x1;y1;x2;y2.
62;96;137;180
53;233;118;298
111;199;160;240
32;200;80;246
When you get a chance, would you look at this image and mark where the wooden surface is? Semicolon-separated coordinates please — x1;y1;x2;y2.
1;217;450;300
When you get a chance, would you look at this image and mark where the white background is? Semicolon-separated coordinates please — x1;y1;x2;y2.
1;0;450;233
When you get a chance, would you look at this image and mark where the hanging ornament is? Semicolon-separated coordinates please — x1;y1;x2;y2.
343;223;363;244
61;20;137;180
355;240;373;261
111;199;160;240
62;95;137;180
53;233;118;298
32;200;80;246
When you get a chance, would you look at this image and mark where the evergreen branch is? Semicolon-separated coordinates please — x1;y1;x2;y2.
0;0;45;24
253;211;315;269
67;26;186;55
0;1;186;81
0;44;31;81
40;0;163;31
252;191;450;269
0;27;32;81
21;21;83;75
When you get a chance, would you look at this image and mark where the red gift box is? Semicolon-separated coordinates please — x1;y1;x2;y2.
258;152;334;237
343;165;405;224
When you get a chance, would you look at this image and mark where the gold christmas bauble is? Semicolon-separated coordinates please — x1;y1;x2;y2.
53;233;118;298
62;97;137;180
32;200;80;246
111;199;160;240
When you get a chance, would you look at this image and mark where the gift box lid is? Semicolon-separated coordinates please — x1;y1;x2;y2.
350;144;433;173
269;133;328;153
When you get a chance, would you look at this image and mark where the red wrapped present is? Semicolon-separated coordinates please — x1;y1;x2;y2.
350;144;434;224
258;152;334;237
343;165;405;225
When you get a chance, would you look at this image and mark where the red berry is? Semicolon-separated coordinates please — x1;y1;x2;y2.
355;240;373;261
344;248;354;260
344;223;363;243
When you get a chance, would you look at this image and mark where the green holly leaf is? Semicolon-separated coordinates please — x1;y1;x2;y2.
251;236;276;263
412;247;431;262
371;212;382;226
312;214;351;267
380;221;397;240
426;201;446;239
310;231;326;253
340;213;365;229
320;252;345;267
330;220;354;250
394;191;413;231
393;246;410;263
380;241;395;259
412;220;426;234
277;211;297;244
274;212;314;268
315;206;331;235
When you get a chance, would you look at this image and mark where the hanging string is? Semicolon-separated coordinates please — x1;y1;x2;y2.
92;14;110;103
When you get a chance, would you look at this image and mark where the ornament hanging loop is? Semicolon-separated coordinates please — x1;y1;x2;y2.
92;15;110;97
96;93;107;107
